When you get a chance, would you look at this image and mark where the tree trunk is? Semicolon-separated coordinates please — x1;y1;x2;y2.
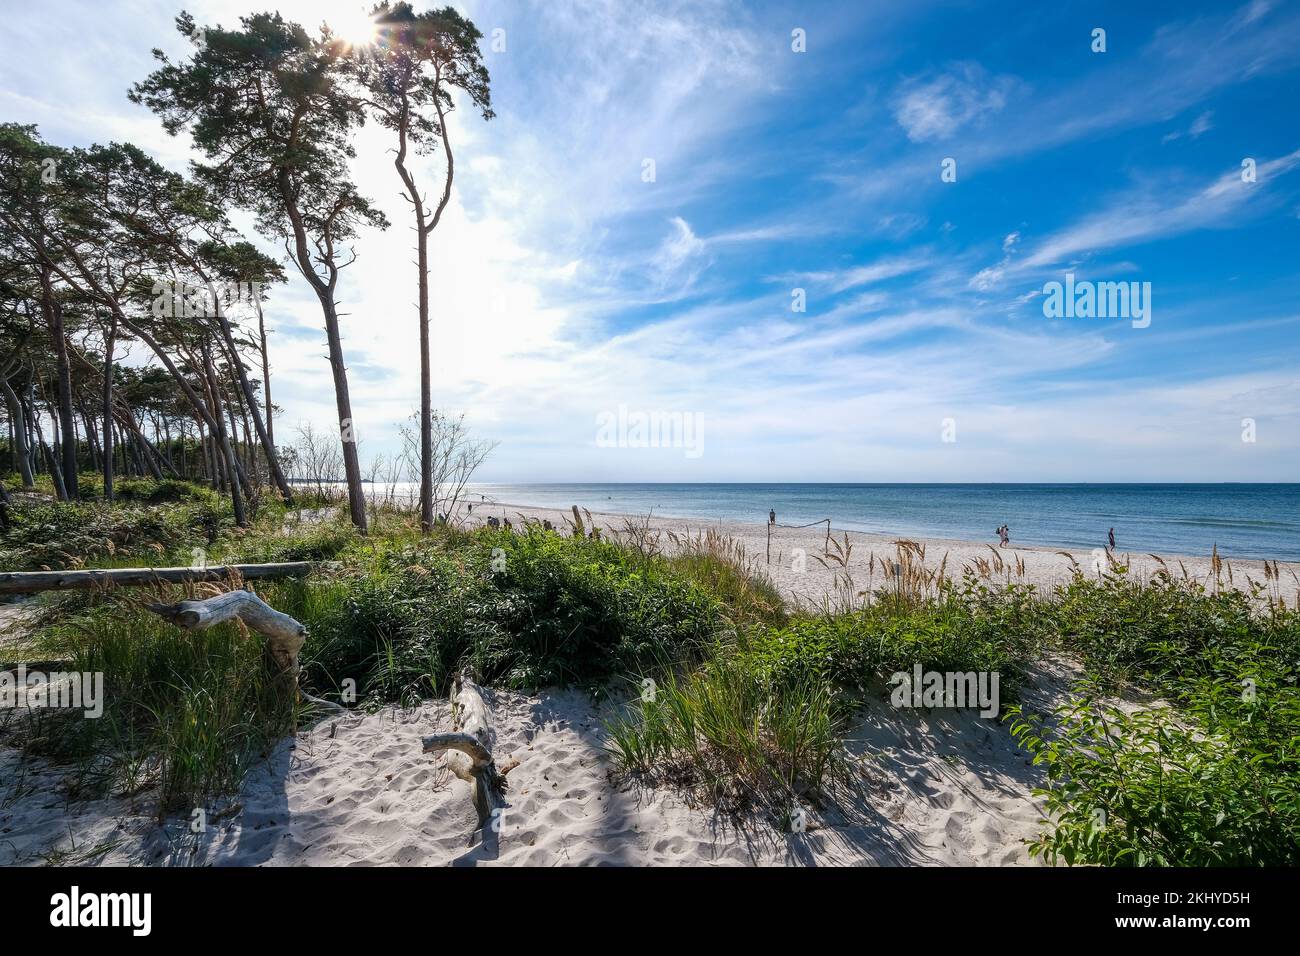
256;297;274;450
102;317;117;502
276;172;367;534
320;297;368;532
198;420;211;485
207;298;293;503
80;406;100;472
39;268;79;499
200;341;246;525
421;669;512;843
114;409;168;480
31;411;67;499
392;103;436;533
0;378;35;489
0;562;313;594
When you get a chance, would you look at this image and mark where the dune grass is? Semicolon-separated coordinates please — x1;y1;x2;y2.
3;485;1298;863
7;605;297;812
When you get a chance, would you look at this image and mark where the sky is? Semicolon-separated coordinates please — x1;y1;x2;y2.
2;0;1299;482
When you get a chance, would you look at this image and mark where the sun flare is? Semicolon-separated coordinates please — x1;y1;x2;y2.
326;6;378;48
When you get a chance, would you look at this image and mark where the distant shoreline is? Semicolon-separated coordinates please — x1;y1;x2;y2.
445;498;1300;607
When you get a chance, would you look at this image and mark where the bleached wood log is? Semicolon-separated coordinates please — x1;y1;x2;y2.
0;562;313;595
422;670;510;832
147;589;344;715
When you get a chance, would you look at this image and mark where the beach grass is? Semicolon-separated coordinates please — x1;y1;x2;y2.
3;483;1299;863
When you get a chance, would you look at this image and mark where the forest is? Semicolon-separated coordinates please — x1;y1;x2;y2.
0;4;491;530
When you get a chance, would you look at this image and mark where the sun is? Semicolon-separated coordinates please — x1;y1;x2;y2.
325;6;378;49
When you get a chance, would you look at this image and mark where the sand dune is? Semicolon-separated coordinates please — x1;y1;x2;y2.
5;499;1236;867
1;658;1078;866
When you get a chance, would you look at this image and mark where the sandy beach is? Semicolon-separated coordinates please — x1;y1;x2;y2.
2;498;1290;867
0;658;1082;867
457;498;1300;607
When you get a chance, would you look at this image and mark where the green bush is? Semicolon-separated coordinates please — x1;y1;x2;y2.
114;477;216;504
1006;573;1300;866
284;528;725;707
737;578;1040;702
1009;670;1300;866
1050;573;1300;688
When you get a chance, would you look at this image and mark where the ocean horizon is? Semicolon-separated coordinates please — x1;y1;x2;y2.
436;482;1300;561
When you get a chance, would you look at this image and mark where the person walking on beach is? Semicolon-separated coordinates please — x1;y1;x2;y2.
998;524;1010;548
769;509;776;525
1108;527;1116;551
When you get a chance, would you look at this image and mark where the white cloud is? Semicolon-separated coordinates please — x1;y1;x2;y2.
1021;149;1300;269
1162;110;1215;143
893;62;1017;142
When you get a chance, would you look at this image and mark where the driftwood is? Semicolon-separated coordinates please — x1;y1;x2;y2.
422;670;512;836
0;562;313;595
147;589;344;715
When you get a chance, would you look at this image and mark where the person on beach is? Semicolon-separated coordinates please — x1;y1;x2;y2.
769;509;776;525
1108;527;1116;550
999;524;1010;548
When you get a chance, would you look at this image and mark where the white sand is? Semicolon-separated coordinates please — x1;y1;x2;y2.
1;659;1075;866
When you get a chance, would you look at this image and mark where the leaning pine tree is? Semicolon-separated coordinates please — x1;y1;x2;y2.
131;12;389;532
353;2;493;532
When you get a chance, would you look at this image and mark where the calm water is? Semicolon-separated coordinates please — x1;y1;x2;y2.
460;483;1300;561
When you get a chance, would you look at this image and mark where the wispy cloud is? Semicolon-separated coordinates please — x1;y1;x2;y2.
1020;149;1300;270
892;62;1018;142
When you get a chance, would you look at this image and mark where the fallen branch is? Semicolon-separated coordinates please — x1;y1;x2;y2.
422;670;511;835
146;589;344;716
0;562;313;595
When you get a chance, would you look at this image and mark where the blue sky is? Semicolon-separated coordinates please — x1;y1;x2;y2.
3;0;1299;482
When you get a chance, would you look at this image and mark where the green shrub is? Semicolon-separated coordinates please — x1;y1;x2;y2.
737;578;1040;702
1009;669;1300;866
0;499;220;571
114;477;215;504
1050;573;1300;688
1006;573;1300;866
282;528;724;707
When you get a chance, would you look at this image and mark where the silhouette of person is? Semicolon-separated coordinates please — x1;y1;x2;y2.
1108;527;1116;550
769;509;776;525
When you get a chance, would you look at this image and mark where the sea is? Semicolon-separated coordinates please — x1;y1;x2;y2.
455;483;1300;561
